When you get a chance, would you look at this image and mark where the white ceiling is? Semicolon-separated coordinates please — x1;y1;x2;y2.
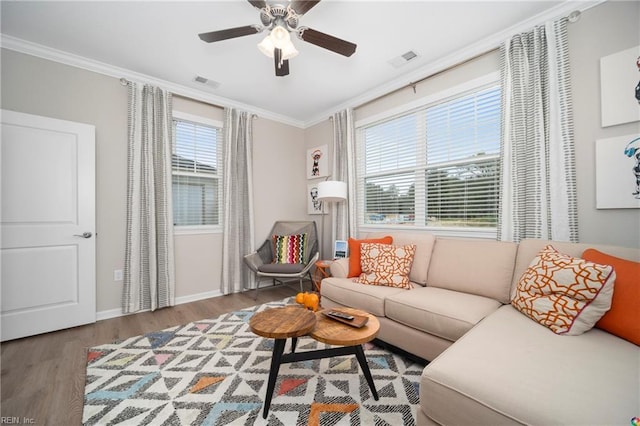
1;1;594;127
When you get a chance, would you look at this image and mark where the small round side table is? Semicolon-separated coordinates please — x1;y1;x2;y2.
313;259;333;293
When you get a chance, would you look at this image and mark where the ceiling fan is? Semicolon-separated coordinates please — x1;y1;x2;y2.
198;0;357;77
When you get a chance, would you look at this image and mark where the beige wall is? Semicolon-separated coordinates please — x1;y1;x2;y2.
304;119;333;257
568;1;640;248
1;49;306;314
303;1;640;249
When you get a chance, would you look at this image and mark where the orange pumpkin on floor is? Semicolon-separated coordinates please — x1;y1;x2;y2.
295;292;306;304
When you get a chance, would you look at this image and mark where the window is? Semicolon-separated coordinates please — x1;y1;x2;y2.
357;82;501;234
172;114;222;229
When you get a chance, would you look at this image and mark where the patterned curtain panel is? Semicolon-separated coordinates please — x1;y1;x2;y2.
332;109;357;241
221;108;255;294
498;18;578;243
123;83;176;313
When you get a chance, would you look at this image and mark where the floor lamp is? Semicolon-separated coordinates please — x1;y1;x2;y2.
317;180;347;260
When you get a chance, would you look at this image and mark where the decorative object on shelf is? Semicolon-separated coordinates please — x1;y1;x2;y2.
600;45;640;127
595;134;640;209
307;144;328;179
317;180;347;258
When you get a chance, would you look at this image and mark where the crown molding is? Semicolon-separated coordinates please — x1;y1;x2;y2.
0;34;306;129
303;0;605;128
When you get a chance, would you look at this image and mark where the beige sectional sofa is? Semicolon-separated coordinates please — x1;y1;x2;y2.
319;231;640;426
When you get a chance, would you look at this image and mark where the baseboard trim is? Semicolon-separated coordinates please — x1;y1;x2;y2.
96;289;224;321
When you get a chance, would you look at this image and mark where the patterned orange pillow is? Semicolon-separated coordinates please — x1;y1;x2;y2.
511;245;615;336
357;243;416;289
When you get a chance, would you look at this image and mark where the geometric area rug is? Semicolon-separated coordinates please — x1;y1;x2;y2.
83;297;425;425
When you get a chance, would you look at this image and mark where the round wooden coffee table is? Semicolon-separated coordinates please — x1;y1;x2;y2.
249;305;380;419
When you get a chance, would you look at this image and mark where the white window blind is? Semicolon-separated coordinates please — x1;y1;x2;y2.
172;119;222;227
357;84;501;231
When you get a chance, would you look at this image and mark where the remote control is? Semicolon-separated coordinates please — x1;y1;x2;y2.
328;311;354;320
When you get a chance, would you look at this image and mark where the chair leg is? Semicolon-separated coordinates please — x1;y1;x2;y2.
254;274;260;300
298;278;304;293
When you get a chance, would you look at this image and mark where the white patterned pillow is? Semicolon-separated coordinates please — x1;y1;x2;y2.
511;245;615;336
357;243;416;289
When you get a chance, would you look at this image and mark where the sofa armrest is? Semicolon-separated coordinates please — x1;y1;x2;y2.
330;258;350;278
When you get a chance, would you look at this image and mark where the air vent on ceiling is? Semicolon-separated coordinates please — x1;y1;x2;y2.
388;50;419;69
194;75;220;89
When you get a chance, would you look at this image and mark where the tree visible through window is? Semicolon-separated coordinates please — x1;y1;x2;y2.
172;119;221;227
358;84;501;230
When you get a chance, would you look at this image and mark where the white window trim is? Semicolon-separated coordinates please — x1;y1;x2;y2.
172;110;223;235
355;71;501;239
355;72;500;128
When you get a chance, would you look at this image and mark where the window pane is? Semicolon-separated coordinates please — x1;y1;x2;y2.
172;119;221;227
426;86;501;166
173;121;218;175
364;114;417;174
425;158;499;227
358;83;501;231
364;173;416;224
172;175;219;226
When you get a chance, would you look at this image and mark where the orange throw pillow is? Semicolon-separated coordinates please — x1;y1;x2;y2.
347;236;393;278
582;248;640;345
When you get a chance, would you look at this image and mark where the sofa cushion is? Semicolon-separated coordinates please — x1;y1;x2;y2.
357;243;416;289
426;238;517;303
385;287;501;342
347;236;393;278
583;248;640;345
511;239;640;300
320;277;406;317
367;231;436;286
420;305;639;426
512;245;615;336
272;233;306;264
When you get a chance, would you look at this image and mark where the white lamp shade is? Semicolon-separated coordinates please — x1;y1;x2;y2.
270;25;290;48
257;36;275;58
317;181;347;202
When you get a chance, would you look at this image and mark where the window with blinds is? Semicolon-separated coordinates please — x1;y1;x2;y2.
172;119;222;227
357;84;501;231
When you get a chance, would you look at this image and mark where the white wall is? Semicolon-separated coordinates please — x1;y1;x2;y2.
1;49;307;314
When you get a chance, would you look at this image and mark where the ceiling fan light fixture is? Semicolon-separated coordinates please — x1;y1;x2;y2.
257;35;275;58
270;25;290;48
257;28;298;60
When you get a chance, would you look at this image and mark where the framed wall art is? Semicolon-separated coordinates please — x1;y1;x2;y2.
307;144;329;179
595;134;640;209
307;182;325;215
600;45;640;127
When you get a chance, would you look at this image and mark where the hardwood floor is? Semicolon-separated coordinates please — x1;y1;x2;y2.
0;285;298;425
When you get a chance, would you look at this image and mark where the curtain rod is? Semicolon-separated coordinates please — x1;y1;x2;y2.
354;9;581;111
356;48;499;110
119;77;259;119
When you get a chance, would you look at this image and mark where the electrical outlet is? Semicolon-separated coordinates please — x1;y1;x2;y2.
114;269;123;281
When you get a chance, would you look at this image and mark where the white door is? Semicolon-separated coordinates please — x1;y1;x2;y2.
1;109;96;341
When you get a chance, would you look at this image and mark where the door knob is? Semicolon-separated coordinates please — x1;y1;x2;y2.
74;232;93;238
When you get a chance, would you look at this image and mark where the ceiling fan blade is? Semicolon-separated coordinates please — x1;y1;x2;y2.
198;25;261;43
247;0;267;9
298;27;356;57
274;48;290;77
289;0;321;15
